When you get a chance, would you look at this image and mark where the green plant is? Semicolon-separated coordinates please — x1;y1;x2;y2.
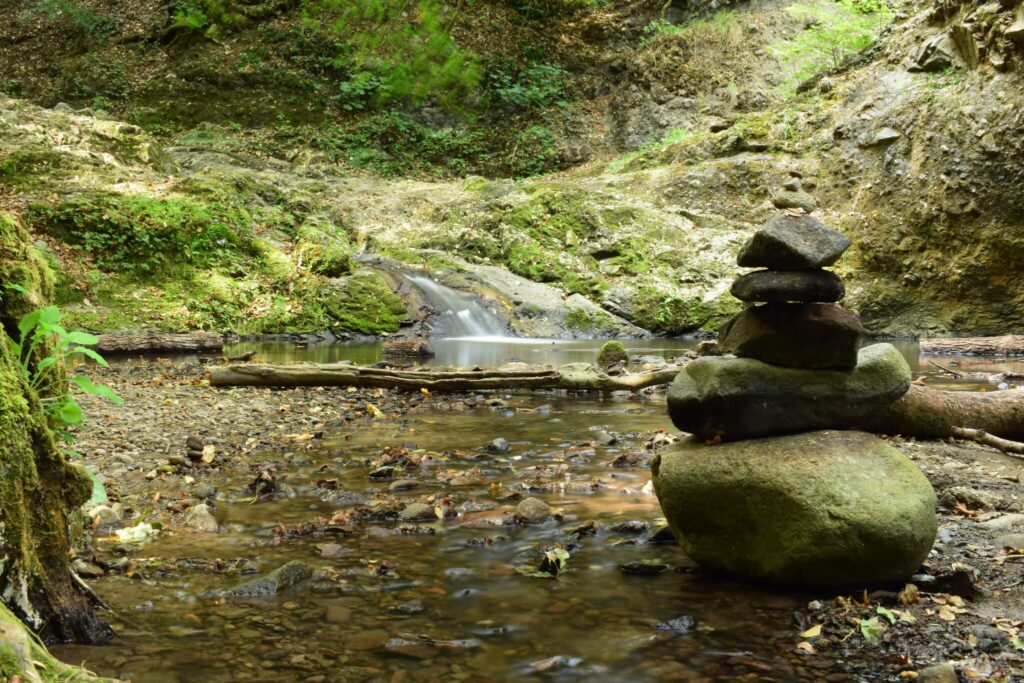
510;125;559;178
606;127;692;173
8;305;122;451
483;57;568;112
305;0;480;111
172;0;246;36
773;0;893;95
34;0;114;37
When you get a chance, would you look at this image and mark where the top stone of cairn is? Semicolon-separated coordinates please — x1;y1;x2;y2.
737;213;852;269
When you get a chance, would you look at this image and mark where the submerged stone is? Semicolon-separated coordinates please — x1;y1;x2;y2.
652;430;937;586
667;343;911;441
717;302;863;369
730;269;844;303
737;214;851;269
204;560;315;599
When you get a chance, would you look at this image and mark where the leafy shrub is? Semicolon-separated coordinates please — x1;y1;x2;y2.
483;57;568;112
304;0;480;111
510;125;559;178
172;0;247;36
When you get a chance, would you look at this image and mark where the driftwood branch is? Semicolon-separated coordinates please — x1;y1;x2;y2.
920;336;1024;356
950;427;1024;458
96;332;223;354
207;362;683;392
861;384;1024;440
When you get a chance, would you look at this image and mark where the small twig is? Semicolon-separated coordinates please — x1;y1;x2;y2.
951;426;1024;458
70;569;113;613
928;359;963;378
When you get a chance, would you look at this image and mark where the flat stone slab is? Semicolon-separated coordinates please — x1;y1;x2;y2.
737;214;851;269
717;302;863;369
667;343;911;441
730;269;844;303
652;430;937;586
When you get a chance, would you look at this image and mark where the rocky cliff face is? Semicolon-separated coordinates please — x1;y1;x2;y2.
0;0;1022;337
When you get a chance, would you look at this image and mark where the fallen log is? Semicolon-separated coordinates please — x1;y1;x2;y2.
382;339;435;357
96;332;223;354
861;384;1024;440
207;361;683;392
920;335;1024;356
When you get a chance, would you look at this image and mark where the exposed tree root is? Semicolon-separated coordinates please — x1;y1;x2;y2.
861;384;1024;440
951;427;1024;458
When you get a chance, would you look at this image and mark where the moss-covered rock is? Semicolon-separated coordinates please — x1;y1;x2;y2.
321;272;407;335
652;430;936;587
596;340;629;366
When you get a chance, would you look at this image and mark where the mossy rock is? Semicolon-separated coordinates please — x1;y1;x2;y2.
652;430;936;587
321;272;407;335
0;212;55;321
295;219;353;278
597;340;629;366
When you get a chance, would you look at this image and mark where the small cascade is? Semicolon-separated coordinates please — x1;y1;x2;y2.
406;275;508;338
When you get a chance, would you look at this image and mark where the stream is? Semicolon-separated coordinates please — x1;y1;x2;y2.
52;338;1023;682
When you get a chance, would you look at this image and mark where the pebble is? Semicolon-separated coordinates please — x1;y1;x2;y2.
398;503;438;522
389;479;419;492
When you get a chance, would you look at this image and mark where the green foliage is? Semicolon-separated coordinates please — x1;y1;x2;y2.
645;10;736;38
30;193;254;277
510;125;559;178
172;0;247;36
316;112;489;177
607;127;692;173
34;0;114;37
8;305;121;451
305;0;480;111
774;0;893;95
483;57;568;113
507;0;607;20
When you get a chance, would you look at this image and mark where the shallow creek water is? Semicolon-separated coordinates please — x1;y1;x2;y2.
53;338;1024;682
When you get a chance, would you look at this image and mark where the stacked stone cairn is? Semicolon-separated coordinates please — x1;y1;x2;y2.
652;208;938;587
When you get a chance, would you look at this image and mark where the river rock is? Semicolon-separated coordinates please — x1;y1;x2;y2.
717;302;863;369
399;502;438;522
205;560;315;598
515;497;552;524
737;214;851;269
487;437;510;454
667;343;911;441
184;503;220;532
730;270;844;303
652;430;937;586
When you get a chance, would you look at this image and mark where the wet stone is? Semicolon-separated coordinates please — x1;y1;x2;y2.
487;438;510;454
737;214;851;269
399;503;438;522
718;302;863;370
389;479;419;492
655;615;696;635
730;269;845;303
514;497;552;524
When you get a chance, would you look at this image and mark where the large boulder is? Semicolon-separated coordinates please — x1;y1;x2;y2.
730;269;844;303
652;430;937;586
717;302;863;369
667;343;911;441
737;214;851;269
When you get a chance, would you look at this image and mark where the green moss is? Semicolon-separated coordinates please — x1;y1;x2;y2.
320;272;407;335
29;192;256;277
294;220;353;277
630;288;741;334
0;212;56;320
564;307;618;334
597;340;629;366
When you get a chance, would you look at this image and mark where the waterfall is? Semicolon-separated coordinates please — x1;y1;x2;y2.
406;275;508;338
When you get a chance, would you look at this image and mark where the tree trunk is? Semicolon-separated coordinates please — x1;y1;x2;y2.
208;361;683;392
919;335;1024;356
96;332;223;354
860;384;1024;440
0;211;113;661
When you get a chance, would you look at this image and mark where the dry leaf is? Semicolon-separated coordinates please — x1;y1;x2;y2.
799;624;822;639
201;444;216;463
938;605;957;621
899;584;921;605
795;641;816;654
